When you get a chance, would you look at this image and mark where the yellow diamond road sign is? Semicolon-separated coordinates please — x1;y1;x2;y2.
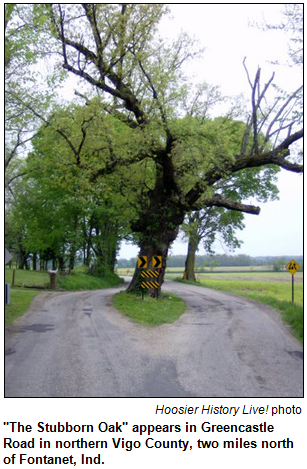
286;260;301;275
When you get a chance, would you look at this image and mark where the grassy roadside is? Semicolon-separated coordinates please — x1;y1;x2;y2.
113;291;186;326
57;270;124;290
176;278;303;343
5;267;124;325
196;278;303;305
5;268;49;287
5;289;42;325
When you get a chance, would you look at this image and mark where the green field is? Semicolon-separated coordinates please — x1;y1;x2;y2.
195;277;303;306
195;271;303;284
5;267;49;288
117;266;302;276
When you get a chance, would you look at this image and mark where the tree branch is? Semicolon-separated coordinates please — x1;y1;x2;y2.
185;128;303;207
199;194;261;215
50;4;147;126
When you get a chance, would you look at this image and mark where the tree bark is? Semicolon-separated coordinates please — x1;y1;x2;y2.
58;256;65;271
127;220;181;296
32;253;37;271
127;159;186;295
184;236;199;281
69;251;75;270
127;241;169;296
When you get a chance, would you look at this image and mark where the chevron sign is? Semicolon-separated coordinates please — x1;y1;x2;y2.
137;256;147;268
152;255;162;268
141;270;159;278
141;280;159;289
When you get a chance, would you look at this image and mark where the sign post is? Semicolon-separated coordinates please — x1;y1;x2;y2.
5;249;13;305
285;260;301;304
5;283;10;305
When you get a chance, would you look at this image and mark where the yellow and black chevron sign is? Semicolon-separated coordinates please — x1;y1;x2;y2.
152;255;162;268
137;256;147;268
141;280;159;289
182;272;187;280
141;270;159;278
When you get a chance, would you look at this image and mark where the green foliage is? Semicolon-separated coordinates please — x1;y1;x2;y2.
8;101;141;270
182;207;244;257
57;270;124;291
203;258;219;271
272;258;286;272
5;4;301;292
5;4;63;197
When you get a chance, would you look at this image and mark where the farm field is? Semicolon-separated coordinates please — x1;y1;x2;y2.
118;265;280;274
117;268;303;305
117;266;303;282
195;272;303;282
196;277;303;306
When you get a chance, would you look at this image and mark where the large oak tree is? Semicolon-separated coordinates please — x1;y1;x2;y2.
46;4;303;293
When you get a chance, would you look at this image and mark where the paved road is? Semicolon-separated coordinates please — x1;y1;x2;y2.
5;280;303;397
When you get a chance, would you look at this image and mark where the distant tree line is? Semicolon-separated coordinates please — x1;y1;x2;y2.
117;254;303;269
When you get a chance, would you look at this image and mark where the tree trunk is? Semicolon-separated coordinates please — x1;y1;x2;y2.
127;225;180;296
69;213;78;270
58;256;65;271
18;252;28;270
126;155;185;296
69;251;75;270
184;236;200;281
32;253;37;271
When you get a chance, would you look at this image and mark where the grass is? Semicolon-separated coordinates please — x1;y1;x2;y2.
5;267;124;325
113;291;186;326
5;289;41;325
196;278;303;305
5;267;49;287
57;270;124;290
177;277;303;343
5;267;124;291
117;265;296;275
197;271;303;279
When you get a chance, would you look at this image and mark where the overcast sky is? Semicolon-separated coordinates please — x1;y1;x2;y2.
119;3;303;259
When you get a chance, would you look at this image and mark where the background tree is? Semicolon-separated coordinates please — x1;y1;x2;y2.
258;3;303;68
8;99;139;272
182;208;244;281
5;4;58;197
